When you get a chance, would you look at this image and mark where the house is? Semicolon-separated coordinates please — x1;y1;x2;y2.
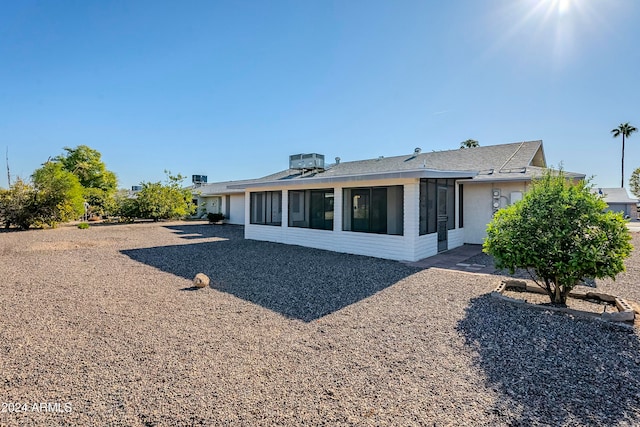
195;141;585;262
594;187;639;219
191;171;304;225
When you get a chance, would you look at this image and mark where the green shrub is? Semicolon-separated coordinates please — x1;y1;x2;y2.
484;169;633;305
77;222;90;229
207;212;225;223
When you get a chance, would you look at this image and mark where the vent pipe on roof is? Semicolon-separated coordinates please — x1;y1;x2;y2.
335;157;340;164
414;147;421;155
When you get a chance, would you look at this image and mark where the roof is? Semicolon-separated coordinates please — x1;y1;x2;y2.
322;140;546;176
228;168;478;190
593;187;639;204
194;140;584;193
192;169;299;196
461;166;585;183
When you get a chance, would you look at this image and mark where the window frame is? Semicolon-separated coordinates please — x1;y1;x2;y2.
288;189;334;230
343;185;403;235
249;191;282;226
419;178;457;236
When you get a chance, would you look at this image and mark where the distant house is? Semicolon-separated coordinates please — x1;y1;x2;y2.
594;187;639;219
194;141;585;261
191;172;301;225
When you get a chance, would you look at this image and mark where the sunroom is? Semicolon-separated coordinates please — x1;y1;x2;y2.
230;169;476;262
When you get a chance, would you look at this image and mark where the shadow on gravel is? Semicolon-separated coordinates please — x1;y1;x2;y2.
121;224;420;322
456;294;640;426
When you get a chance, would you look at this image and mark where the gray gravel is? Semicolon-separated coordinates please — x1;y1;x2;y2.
0;221;639;426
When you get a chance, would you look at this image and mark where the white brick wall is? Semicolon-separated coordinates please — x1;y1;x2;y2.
447;227;465;249
415;233;438;260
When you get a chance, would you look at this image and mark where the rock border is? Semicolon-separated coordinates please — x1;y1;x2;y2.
492;279;637;326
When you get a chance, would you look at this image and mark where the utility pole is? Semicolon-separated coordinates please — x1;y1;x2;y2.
5;146;10;186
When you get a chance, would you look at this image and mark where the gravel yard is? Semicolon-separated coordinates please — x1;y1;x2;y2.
1;221;639;426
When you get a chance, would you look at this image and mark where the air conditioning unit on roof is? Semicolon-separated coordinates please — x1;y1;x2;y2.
289;153;325;170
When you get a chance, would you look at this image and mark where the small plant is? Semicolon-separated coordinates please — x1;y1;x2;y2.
207;212;225;223
78;222;90;229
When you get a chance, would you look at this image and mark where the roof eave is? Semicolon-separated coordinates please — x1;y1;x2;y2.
459;172;586;184
229;169;478;189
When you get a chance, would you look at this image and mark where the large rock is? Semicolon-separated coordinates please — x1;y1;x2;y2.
193;273;210;288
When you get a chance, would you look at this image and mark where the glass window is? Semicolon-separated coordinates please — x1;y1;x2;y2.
310;190;334;230
427;180;436;234
343;186;403;235
419;179;456;235
288;189;333;230
447;180;456;230
458;184;464;228
419;180;427;235
250;191;282;225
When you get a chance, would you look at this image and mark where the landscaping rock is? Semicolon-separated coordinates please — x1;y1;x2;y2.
193;272;210;288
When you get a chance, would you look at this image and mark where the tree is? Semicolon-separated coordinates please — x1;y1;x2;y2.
484;169;632;305
630;167;640;199
0;178;36;229
460;139;479;149
54;145;118;215
611;123;637;188
126;171;194;221
114;190;140;220
31;162;85;227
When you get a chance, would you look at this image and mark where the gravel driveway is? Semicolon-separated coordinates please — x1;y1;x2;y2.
1;221;639;426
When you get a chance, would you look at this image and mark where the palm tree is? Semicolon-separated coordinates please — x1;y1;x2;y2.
611;122;637;188
460;139;479;149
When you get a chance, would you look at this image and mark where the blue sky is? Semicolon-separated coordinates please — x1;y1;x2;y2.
1;0;639;190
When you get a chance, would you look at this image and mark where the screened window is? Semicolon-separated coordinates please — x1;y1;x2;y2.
343;186;403;235
419;179;456;235
288;189;334;230
250;191;282;225
458;184;464;229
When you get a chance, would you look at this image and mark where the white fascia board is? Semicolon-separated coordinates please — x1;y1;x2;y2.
196;188;244;196
458;172;586;184
228;169;477;189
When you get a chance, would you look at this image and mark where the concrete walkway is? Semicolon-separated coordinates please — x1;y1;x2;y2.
404;244;497;274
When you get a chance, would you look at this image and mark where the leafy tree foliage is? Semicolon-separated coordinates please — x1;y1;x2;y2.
31;162;85;228
460;139;479;149
118;172;194;221
54;145;118;215
484;169;632;305
630;167;640;199
114;190;140;220
1;146;117;229
54;145;117;191
0;178;36;229
611;123;637;188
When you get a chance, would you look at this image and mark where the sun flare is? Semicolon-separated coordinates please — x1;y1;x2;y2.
557;0;573;15
484;0;616;69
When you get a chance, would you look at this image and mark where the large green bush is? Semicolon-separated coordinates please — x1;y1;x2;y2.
0;178;37;229
31;162;85;228
484;169;633;305
0;164;86;229
116;171;195;221
54;145;118;216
